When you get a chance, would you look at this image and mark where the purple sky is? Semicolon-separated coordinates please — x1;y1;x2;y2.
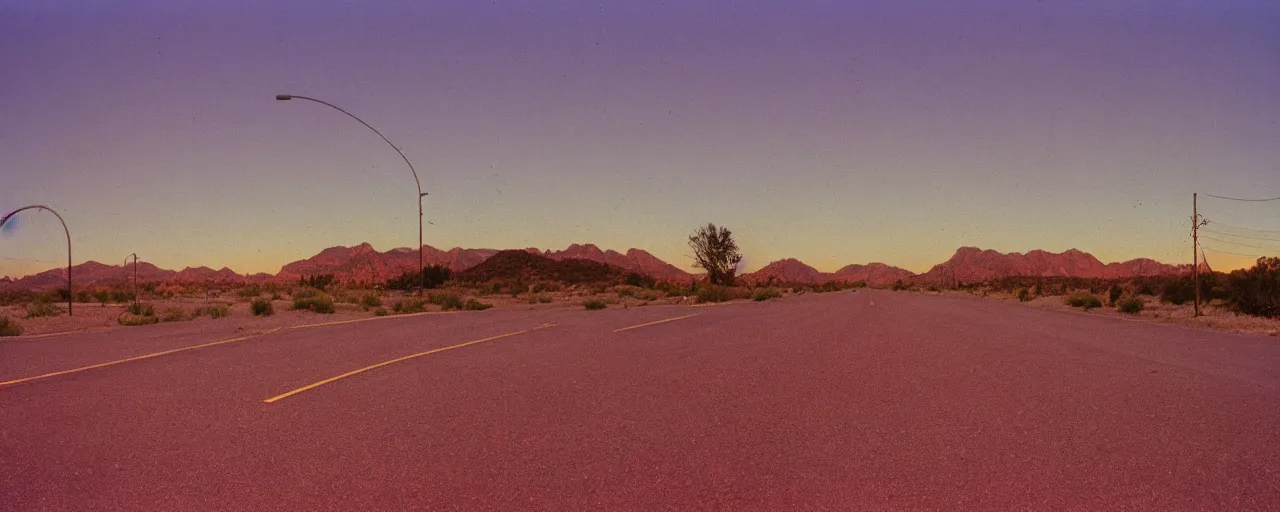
2;0;1278;277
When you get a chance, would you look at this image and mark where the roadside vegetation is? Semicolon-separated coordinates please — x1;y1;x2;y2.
752;287;782;301
119;302;158;326
292;288;335;314
0;316;23;336
1065;292;1103;311
1117;297;1145;314
251;297;274;316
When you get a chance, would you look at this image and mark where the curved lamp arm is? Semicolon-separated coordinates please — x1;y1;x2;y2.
2;205;73;315
275;94;424;199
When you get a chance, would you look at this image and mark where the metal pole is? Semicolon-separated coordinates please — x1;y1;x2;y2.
1193;193;1200;317
275;94;428;292
1;205;72;315
125;253;138;306
420;197;425;292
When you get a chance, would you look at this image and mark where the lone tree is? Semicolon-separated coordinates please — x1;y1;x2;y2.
688;223;742;286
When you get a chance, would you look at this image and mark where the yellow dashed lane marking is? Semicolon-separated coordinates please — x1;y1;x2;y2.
0;328;281;388
613;313;700;333
263;323;557;403
0;310;462;388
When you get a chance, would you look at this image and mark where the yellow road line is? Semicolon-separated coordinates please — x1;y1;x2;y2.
288;310;457;331
263;323;557;404
0;329;278;388
613;313;699;333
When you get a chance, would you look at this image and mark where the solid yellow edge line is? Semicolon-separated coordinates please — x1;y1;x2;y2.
613;313;699;333
262;324;556;404
0;331;273;388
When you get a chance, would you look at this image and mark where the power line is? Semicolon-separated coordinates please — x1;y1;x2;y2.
1202;246;1270;258
1201;193;1280;202
1;256;61;263
1200;229;1280;243
1199;235;1280;252
1204;221;1280;235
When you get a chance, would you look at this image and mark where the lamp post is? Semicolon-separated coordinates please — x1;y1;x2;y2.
1;205;73;315
275;94;428;291
124;253;138;306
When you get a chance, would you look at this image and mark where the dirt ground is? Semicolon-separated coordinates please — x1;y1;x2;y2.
0;288;702;337
935;289;1280;337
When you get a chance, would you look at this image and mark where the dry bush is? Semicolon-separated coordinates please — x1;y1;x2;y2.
0;316;23;336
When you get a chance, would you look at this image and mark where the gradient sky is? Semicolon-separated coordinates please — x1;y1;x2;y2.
3;0;1279;278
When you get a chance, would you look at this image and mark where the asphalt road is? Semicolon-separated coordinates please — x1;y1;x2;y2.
3;290;1280;510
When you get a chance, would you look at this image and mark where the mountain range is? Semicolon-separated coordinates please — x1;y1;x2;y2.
0;244;1191;291
739;259;917;287
915;247;1193;285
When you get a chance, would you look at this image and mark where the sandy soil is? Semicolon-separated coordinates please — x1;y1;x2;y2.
0;289;702;338
932;289;1280;337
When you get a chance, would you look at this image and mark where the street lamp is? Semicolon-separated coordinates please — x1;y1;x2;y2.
275;94;429;291
124;253;138;306
1;205;73;315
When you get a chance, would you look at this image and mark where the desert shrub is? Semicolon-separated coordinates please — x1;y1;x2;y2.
118;314;159;326
463;298;493;311
1108;285;1124;306
26;300;63;318
427;291;464;311
1160;278;1196;305
127;302;155;317
817;281;842;293
292;288;335;313
624;272;656;288
752;287;782;301
160;307;187;323
1226;257;1280;318
1117;297;1145;314
525;293;554;304
393;299;426;314
236;285;262;299
360;294;382;310
0;316;23;336
386;265;452;291
374;307;389;316
251;297;274;316
891;280;908;291
695;285;748;304
1015;288;1031;302
582;299;607;310
530;281;561;293
1065;292;1103;311
110;289;135;303
206;304;230;318
299;274;336;291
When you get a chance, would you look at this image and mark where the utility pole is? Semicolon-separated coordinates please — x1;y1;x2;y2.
1192;193;1207;317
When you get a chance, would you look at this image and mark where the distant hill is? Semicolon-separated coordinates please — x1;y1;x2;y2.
916;247;1189;286
455;250;631;285
543;244;690;281
741;258;913;286
833;262;916;286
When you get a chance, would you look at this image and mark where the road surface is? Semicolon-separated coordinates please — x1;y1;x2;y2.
3;290;1279;510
